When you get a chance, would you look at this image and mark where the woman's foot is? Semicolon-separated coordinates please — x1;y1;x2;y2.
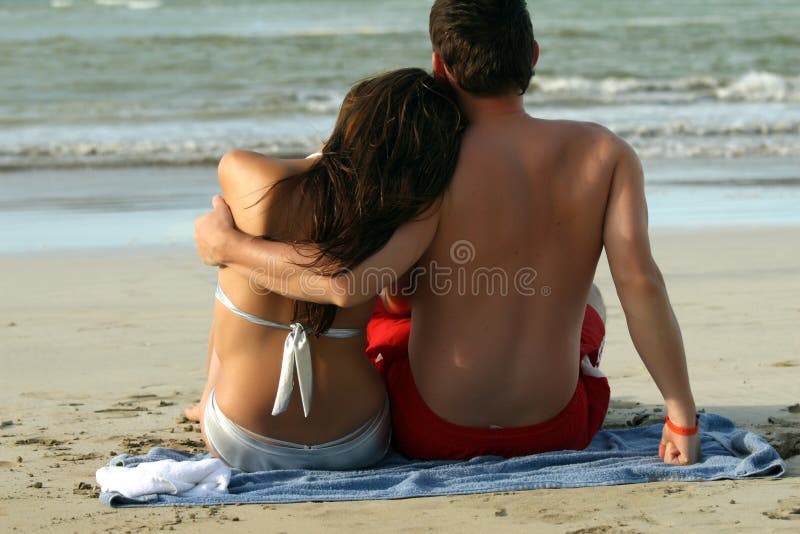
184;403;202;422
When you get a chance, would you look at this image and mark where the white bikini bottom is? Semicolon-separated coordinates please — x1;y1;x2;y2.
203;390;391;472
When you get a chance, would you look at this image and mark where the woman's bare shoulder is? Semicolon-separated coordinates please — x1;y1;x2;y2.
216;150;314;238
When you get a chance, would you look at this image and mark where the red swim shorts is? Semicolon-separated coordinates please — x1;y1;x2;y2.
365;300;610;460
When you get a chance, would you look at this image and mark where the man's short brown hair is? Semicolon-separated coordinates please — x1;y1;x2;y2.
429;0;535;97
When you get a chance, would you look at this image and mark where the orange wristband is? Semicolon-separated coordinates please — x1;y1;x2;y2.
665;415;699;436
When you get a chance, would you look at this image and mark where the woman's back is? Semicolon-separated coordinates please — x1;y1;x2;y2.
211;151;386;444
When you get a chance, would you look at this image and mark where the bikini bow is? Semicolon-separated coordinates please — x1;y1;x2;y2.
272;323;313;417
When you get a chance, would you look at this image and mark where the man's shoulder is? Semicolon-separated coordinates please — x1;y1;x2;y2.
544;119;637;167
540;118;625;148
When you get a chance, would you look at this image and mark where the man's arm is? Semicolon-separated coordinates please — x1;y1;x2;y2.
195;196;439;308
603;138;700;465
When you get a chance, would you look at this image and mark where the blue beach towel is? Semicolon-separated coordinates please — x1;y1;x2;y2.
99;413;785;507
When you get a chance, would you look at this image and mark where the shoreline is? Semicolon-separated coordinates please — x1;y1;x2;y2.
2;159;800;254
0;158;800;254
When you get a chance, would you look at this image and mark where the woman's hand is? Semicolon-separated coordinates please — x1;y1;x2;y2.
659;421;701;465
194;195;238;266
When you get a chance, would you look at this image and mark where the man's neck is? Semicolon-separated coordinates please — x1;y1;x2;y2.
454;88;527;123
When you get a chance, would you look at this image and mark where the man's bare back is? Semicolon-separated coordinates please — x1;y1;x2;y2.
409;115;616;428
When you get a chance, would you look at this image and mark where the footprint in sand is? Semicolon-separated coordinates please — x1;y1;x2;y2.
609;400;641;409
77;322;141;332
565;526;614;533
763;497;800;520
766;432;800;459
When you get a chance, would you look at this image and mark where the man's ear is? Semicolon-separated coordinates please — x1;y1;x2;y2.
532;40;540;69
432;51;449;81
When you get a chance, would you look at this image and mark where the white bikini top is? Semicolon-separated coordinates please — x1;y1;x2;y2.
215;284;364;418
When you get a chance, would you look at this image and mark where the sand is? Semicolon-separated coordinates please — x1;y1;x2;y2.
1;226;799;532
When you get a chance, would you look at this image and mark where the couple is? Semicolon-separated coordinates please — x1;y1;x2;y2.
188;0;701;471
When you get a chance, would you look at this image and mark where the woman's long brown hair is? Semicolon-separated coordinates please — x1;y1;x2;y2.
270;68;465;335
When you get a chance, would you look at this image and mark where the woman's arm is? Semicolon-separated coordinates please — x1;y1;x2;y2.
195;196;440;307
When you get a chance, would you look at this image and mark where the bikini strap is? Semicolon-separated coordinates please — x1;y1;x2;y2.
214;284;363;339
214;284;363;418
215;284;291;331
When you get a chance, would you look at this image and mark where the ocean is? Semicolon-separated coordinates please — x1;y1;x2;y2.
1;0;799;251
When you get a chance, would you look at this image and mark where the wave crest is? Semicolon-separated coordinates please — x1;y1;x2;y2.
528;71;800;104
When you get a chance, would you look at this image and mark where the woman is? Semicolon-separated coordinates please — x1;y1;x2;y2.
189;68;464;472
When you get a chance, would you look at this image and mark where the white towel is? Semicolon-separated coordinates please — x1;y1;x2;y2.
96;458;231;499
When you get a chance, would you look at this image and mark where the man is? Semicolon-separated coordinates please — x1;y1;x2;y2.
194;0;700;465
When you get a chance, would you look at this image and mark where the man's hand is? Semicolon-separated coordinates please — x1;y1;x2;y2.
659;421;701;465
194;195;236;266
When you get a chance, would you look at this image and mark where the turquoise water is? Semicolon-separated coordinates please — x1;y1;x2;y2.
2;0;799;168
0;0;798;250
